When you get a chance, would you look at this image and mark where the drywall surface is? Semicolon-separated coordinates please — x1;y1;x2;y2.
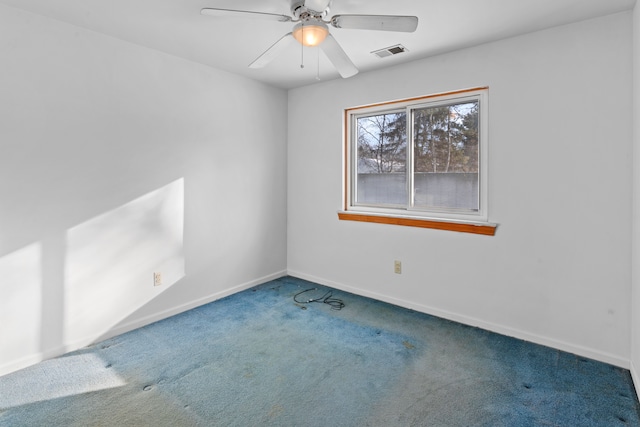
288;12;633;367
0;4;288;376
632;2;640;392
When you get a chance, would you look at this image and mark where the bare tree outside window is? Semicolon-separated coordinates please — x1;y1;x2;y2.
357;112;406;174
356;112;406;205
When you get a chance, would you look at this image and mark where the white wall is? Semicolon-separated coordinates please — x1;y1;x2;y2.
288;12;633;367
0;4;288;376
631;2;640;389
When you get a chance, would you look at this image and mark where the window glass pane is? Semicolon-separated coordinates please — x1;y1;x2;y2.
355;112;407;205
413;101;479;211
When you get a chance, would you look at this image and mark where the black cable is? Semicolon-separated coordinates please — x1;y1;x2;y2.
293;288;345;311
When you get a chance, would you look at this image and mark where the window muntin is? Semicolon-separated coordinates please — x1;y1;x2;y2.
346;88;488;223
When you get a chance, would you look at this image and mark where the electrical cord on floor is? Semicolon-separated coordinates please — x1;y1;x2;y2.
293;288;345;310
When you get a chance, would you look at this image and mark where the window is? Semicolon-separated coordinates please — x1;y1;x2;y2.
340;87;495;235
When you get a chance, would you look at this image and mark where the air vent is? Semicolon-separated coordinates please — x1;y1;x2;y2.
371;44;408;58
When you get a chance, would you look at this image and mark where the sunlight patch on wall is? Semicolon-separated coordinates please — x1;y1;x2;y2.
0;353;125;408
0;242;42;367
64;179;185;347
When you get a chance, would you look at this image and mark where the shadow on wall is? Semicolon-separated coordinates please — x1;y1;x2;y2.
0;178;186;376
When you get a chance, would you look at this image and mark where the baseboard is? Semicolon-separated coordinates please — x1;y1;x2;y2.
0;270;288;379
0;344;67;378
631;360;640;402
288;270;630;369
4;269;628;377
0;354;45;378
95;270;288;343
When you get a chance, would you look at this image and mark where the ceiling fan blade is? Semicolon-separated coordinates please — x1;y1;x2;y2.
320;34;358;78
330;15;418;32
303;0;332;13
201;8;292;22
249;33;295;68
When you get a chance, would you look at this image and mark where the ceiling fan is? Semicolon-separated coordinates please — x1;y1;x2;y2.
201;0;418;79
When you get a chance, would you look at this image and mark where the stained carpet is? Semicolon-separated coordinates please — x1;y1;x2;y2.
0;276;638;426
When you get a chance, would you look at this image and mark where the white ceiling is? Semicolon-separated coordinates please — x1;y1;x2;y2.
1;0;636;89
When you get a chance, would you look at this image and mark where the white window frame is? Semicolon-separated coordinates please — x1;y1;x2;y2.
343;87;490;226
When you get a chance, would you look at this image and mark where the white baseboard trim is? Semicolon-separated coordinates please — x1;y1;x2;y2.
0;354;45;378
0;344;68;378
0;270;288;379
631;360;640;402
288;270;630;369
94;270;288;343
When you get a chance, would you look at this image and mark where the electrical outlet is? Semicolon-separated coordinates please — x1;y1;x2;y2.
394;260;402;274
153;272;162;286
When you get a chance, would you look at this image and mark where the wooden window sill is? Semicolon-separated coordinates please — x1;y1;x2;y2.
337;211;497;236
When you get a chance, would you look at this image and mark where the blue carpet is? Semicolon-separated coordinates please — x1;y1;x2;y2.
0;276;638;426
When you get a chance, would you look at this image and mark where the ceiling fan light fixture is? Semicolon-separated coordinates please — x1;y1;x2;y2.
292;21;329;47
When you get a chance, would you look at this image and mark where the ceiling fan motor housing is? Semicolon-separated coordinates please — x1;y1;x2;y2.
291;1;329;20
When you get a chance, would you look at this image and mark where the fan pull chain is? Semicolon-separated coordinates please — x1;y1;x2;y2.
300;26;305;69
316;47;320;80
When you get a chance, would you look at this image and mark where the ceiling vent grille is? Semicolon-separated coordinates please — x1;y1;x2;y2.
372;44;408;58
